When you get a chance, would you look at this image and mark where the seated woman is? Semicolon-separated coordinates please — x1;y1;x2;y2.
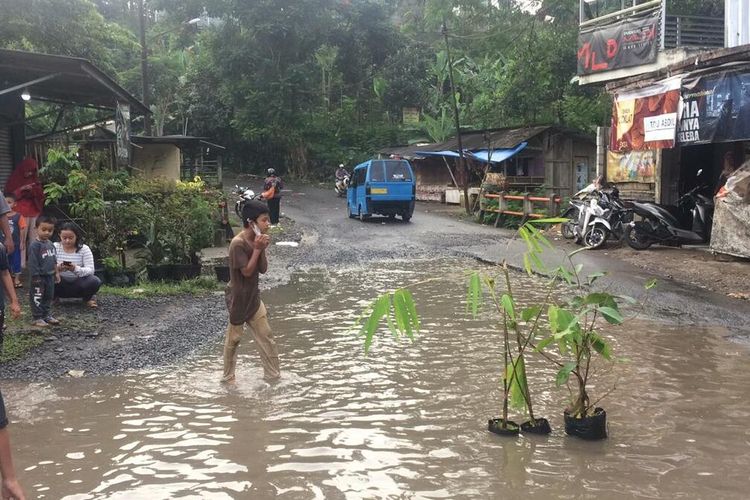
53;223;101;308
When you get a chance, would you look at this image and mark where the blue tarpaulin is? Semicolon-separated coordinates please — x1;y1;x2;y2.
417;150;462;158
416;142;527;163
469;142;527;164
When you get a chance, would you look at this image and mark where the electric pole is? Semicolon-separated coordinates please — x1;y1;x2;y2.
442;18;470;214
139;0;151;135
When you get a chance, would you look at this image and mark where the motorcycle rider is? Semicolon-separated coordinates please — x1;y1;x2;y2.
335;164;349;193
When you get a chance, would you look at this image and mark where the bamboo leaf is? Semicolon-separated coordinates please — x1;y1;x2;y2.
529;251;544;273
523;253;533;276
531;217;570;224
394;288;419;340
466;272;482;316
645;278;657;290
362;294;391;354
501;294;516;320
555;362;577;386
505;357;529;410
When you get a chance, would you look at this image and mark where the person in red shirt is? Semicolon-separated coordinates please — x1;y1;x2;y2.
5;157;44;268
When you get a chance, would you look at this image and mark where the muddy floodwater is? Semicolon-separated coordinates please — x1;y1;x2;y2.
2;259;749;499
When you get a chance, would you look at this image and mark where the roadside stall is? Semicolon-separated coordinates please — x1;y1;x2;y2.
710;164;750;258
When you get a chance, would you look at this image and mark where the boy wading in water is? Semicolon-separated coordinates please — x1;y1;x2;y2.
222;200;280;383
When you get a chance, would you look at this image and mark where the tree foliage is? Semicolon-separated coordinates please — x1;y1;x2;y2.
2;0;611;178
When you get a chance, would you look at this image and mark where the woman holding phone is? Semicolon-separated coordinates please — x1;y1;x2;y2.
53;222;102;308
221;199;280;383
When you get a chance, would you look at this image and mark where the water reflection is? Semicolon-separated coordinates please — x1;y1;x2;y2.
1;259;749;499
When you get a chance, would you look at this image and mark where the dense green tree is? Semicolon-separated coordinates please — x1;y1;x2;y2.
3;0;611;178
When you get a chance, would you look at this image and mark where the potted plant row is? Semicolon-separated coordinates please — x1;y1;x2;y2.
356;219;651;441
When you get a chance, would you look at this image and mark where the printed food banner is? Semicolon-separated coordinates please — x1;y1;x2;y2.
607;150;657;183
679;70;750;144
610;76;681;152
577;11;659;76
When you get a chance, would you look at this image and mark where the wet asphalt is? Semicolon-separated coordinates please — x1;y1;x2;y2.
1;181;747;380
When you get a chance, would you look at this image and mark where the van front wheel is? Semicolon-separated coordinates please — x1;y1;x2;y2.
402;212;412;222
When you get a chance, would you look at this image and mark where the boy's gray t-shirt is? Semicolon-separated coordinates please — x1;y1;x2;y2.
0;190;10;216
28;239;57;276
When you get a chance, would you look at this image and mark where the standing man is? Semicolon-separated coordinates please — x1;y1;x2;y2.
262;168;284;226
222;199;280;383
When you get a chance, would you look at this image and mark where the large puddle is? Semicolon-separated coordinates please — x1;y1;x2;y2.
2;259;750;499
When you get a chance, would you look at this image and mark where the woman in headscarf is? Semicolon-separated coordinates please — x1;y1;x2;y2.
5;157;45;267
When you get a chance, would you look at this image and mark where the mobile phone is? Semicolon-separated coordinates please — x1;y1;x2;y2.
63;261;72;266
252;222;262;236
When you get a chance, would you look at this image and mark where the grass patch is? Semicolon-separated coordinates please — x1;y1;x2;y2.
1;332;44;363
100;276;223;298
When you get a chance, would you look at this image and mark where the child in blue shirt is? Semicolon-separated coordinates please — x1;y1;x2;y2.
27;215;60;328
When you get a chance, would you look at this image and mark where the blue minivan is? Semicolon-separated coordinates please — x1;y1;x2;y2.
347;159;416;222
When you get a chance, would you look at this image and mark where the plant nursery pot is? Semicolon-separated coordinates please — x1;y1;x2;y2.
564;407;607;440
105;270;137;287
488;418;520;437
172;263;202;281
214;265;230;283
146;264;174;281
94;268;106;283
520;418;552;435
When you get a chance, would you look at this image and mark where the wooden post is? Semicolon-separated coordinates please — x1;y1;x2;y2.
523;193;532;218
548;195;561;217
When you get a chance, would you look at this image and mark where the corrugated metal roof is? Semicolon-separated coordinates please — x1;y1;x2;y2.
379;125;557;159
0;49;149;114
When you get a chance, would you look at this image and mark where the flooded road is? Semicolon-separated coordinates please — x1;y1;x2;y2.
3;259;750;499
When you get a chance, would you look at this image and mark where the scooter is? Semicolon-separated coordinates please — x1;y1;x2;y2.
334;175;350;197
581;193;633;249
233;185;257;218
561;178;604;240
624;184;713;250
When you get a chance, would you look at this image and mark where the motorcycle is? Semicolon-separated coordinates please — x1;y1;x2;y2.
334;175;350;197
561;179;603;240
233;185;257;218
581;193;633;249
624;184;713;250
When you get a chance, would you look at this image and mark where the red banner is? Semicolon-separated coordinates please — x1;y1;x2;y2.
610;77;681;152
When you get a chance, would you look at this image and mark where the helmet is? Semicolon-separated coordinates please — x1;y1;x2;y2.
267;168;276;175
339;163;344;168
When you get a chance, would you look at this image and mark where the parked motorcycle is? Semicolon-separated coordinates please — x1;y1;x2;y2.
233;185;257;218
624;184;713;250
334;174;350;197
561;179;604;240
581;193;633;249
570;186;632;250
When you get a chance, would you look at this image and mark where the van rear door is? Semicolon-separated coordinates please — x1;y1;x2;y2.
368;160;414;200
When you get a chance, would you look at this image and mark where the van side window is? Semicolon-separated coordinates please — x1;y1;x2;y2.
355;168;366;185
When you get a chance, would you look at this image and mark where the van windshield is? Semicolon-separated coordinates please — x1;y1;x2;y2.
381;160;412;181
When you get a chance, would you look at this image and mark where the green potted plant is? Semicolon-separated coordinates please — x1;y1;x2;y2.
468;262;551;437
102;252;137;287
